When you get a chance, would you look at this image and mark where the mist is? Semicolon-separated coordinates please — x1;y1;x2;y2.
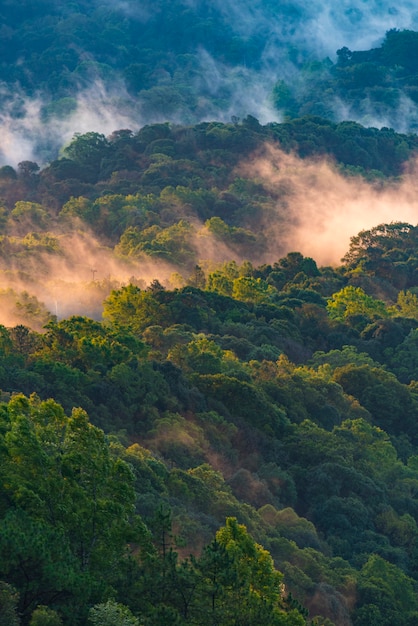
114;0;418;58
4;142;418;327
0;66;281;167
0;229;181;327
0;81;143;167
205;0;418;58
2;0;418;166
238;145;418;266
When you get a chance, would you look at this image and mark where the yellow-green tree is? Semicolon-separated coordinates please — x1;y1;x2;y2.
327;286;387;328
199;517;306;625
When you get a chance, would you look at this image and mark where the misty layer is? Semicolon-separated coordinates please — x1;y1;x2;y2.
1;121;418;327
3;0;418;165
240;146;418;265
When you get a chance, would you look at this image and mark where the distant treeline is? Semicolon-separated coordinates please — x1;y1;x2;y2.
2;0;418;134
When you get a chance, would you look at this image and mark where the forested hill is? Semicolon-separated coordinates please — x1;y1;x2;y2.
2;0;418;164
4;1;418;625
2;115;418;625
0;116;417;322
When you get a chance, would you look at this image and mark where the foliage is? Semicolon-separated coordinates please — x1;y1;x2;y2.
88;601;139;626
327;286;388;328
0;581;20;626
0;394;140;623
3;10;418;623
30;606;63;626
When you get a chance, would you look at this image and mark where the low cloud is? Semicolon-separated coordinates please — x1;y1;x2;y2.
0;229;180;325
0;80;142;167
238;145;418;266
1;0;418;167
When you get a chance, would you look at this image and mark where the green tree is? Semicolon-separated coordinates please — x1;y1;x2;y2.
40;316;146;372
199;517;306;625
385;328;418;383
327;286;388;328
309;345;379;371
88;600;139;626
354;554;418;626
342;222;417;270
389;290;418;320
0;509;79;623
11;201;50;230
232;276;275;304
168;336;224;375
62;132;110;182
0;582;20;626
63;132;110;166
59;196;93;223
103;285;170;333
30;605;63;626
0;394;139;622
333;364;418;438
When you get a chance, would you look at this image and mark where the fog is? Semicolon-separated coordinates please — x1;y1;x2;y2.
204;0;418;58
3;141;418;327
2;0;418;166
0;0;418;328
0;81;142;167
0;229;179;326
238;145;418;266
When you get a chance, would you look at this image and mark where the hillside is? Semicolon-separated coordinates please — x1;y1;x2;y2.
1;118;418;625
2;1;418;165
3;1;418;625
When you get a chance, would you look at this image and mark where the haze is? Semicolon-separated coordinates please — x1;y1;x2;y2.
2;0;418;165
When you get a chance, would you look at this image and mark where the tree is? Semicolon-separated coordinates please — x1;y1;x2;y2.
276;252;320;281
333;364;418;439
11;201;50;230
0;165;17;179
342;222;417;269
354;554;418;626
198;517;306;625
232;276;275;304
18;161;40;178
385;328;418;383
62;132;110;182
389;290;418;320
0;582;20;626
194;372;288;436
0;394;139;622
59;196;93;222
103;285;170;333
310;345;379;371
88;600;139;626
327;286;388;328
30;605;63;626
168;336;224;375
0;509;79;623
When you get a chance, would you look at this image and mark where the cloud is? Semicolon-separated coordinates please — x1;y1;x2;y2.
0;227;181;325
191;49;282;125
1;1;418;183
1;0;418;167
191;0;418;57
2;144;418;326
238;144;418;266
0;80;143;167
330;93;418;135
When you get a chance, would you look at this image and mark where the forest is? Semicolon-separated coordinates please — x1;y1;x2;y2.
3;1;418;625
3;120;418;626
2;0;418;163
